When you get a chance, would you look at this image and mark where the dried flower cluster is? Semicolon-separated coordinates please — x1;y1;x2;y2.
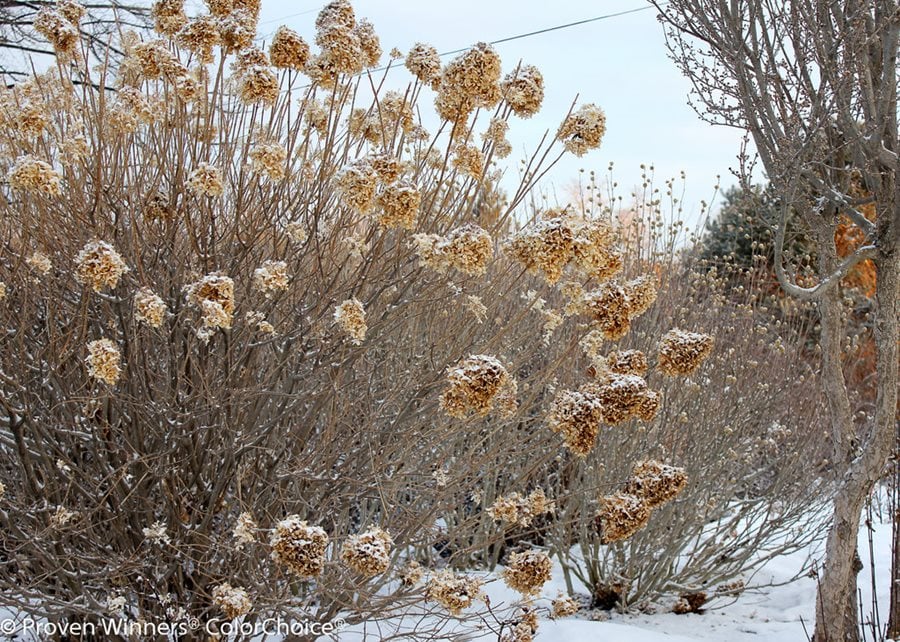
270;517;329;578
412;224;493;276
252;260;289;295
577;276;658;340
546;388;604;456
74;240;129;292
269;26;310;69
425;571;484;615
34;8;79;58
8;155;62;195
657;329;715;376
334;298;367;344
501;64;544;118
340;527;392;577
502;607;539;642
212;583;252;619
86;339;122;386
337;159;378;213
434;42;501;123
151;0;188;36
585;372;660;425
376;179;421;229
487;488;555;527
440;354;517;418
405;42;441;86
623;460;688;509
185;273;235;329
502;549;552;595
27;252;52;276
134;288;167;328
557;103;607;156
551;593;580;618
603;350;648;376
399;560;424;586
594;492;651;543
188;162;224;197
452;144;484;179
249;142;287;180
233;511;257;546
177;15;220;64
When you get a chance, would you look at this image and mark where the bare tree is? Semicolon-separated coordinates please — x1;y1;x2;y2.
0;0;149;82
650;1;899;641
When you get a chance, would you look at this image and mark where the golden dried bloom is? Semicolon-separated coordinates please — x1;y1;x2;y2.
27;252;52;276
354;18;381;67
285;221;308;244
380;90;415;133
425;570;484;615
151;0;187;36
249;141;286;180
546;388;603;456
571;218;621;280
238;65;279;105
315;0;355;30
505;216;575;284
316;20;363;76
370;153;403;183
337;159;378;213
205;0;232;17
50;506;78;529
657;329;715;376
0;282;6;301
233;511;257;546
57;0;86;25
134;287;167;328
130;39;169;79
334;297;366;344
212;584;252;619
8;155;61;196
405;42;440;86
60;134;89;163
185;272;235;329
587;372;660;425
452;144;484;179
483;117;512;158
177;15;220;64
623;460;688;509
86;339;123;386
605;350;648;376
143;191;173;221
16;102;47;137
34;8;79;58
399;560;424;587
341;527;392;577
440;354;517;419
218;8;256;52
233;46;268;72
188;162;224;197
375;179;420;230
487;488;554;527
435;42;502;123
503;550;551;596
305;99;329;132
551;592;580;618
252;260;289;295
75;240;129;292
580;282;630;340
502;607;539;642
501;64;544;118
557;104;607;157
269;26;309;70
624;275;658;318
595;492;651;544
270;516;328;578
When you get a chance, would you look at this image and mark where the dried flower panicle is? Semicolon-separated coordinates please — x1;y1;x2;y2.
413;224;493;276
285;221;308;244
571;218;621;281
452;144;484;180
557;104;607;157
623;460;688;509
8;155;61;195
657;329;715;376
595;492;651;543
577;277;657;341
354;18;381;67
399;561;425;587
212;584;252;619
502;607;539;642
604;350;648;376
314;0;365;75
27;252;53;276
546;388;603;456
505;216;574;284
440;354;517;418
375;179;420;229
218;8;256;52
487;488;555;527
238;64;279;105
501;64;544;118
132;288;167;329
57;0;86;25
34;8;79;58
185;273;235;329
270;516;328;578
252;260;289;295
337;159;378;213
152;0;188;36
551;592;580;618
434;42;501;124
248;142;287;180
233;511;257;546
425;571;484;615
340;527;392;577
74;240;129;292
177;15;220;64
188;162;224;197
86;339;122;385
502;549;552;596
334;298;367;344
405;42;441;86
270;26;310;69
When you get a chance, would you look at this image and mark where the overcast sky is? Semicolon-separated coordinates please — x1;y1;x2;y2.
252;0;754;222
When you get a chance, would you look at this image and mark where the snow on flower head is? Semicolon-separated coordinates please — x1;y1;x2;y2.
75;240;129;292
86;339;122;385
440;354;517;419
334;298;367;344
340;527;392;577
557;104;607;156
270;516;328;578
657;329;715;376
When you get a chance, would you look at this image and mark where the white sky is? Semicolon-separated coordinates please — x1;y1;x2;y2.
253;0;752;221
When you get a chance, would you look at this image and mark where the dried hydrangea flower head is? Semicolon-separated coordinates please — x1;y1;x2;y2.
375;179;420;229
413;224;494;276
577;277;657;341
505;215;575;284
546;388;603;456
624;275;658;318
248;142;286;180
557;103;607;157
340;527;392;577
188;162;224;197
337;158;378;213
270;516;329;578
185;272;235;329
15;101;48;137
237;63;279;105
314;0;364;75
502;549;552;596
435;42;502;123
252;260;289;295
623;460;688;509
405;42;441;86
57;0;86;25
452;144;484;179
355;18;381;67
370;153;403;183
440;354;517;418
487;488;555;527
502;606;539;642
657;329;715;376
551;592;580;618
399;560;424;586
232;511;257;546
34;8;79;58
27;251;52;276
379;90;415;133
571;217;622;281
285;221;308;244
212;583;252;619
594;492;651;543
425;570;484;615
86;339;122;385
217;8;256;52
152;0;187;36
8;155;61;196
604;350;648;377
501;64;544;118
74;240;129;292
177;15;220;64
334;298;367;344
269;26;309;69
